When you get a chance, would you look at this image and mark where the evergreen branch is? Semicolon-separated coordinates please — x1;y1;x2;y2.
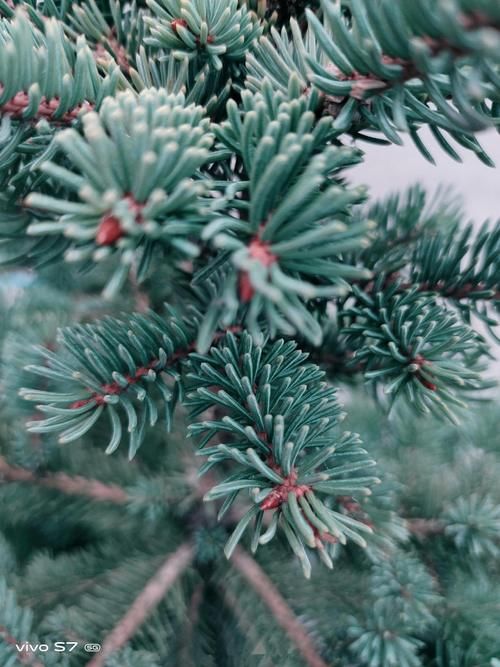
132;46;233;117
177;582;205;666
443;493;500;558
144;0;262;72
23;88;214;291
66;0;145;75
305;0;500;152
355;186;463;275
187;332;379;575
86;541;194;667
348;549;440;666
0;9;112;121
369;551;441;629
0;8;120;190
339;282;488;422
0;578;50;667
247;1;499;161
0;455;128;503
245;17;325;110
20;306;199;458
203;88;374;344
348;611;425;667
310;0;500;102
19;303;242;458
0;623;44;667
409;221;500;331
230;547;329;667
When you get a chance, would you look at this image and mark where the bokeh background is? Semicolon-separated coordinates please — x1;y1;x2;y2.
353;127;499;221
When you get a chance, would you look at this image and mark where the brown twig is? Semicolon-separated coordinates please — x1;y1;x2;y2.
0;456;128;504
69;324;242;410
230;548;328;667
86;542;194;667
177;583;205;666
407;518;445;538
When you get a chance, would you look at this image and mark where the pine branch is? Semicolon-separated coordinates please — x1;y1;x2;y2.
230;547;329;667
202;86;373;344
188;332;378;575
23;88;214;290
0;455;128;503
86;542;194;667
144;0;262;72
339;282;488;422
20;307;199;458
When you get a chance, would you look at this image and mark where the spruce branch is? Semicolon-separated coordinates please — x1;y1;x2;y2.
132;45;233;117
65;0;145;75
187;331;379;575
246;19;324;110
339;282;488;422
348;611;425;667
19;306;199;458
23;88;214;292
144;0;262;72
370;552;441;630
306;0;500;150
248;0;500;161
443;493;500;558
201;88;374;345
409;221;500;335
0;579;49;667
18;304;243;458
86;541;194;667
355;186;463;276
0;622;44;667
230;546;329;667
0;9;120;186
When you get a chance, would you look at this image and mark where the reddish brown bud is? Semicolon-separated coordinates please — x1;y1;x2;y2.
171;18;188;33
96;215;123;246
239;271;254;303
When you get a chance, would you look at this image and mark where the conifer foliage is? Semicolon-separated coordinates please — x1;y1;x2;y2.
1;1;500;666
